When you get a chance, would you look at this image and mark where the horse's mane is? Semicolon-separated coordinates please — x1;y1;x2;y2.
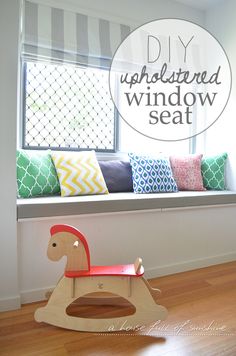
50;224;90;268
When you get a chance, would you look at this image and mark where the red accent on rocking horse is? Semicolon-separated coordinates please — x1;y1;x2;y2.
50;224;91;271
65;264;144;278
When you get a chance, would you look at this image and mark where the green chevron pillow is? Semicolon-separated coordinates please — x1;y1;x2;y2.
17;150;60;198
201;153;228;190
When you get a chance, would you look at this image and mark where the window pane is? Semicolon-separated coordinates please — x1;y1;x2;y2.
23;62;116;151
119;120;191;155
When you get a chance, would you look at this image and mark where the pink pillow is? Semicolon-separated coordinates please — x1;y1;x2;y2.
169;154;205;191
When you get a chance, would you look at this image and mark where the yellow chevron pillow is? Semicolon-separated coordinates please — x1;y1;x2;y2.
51;151;108;196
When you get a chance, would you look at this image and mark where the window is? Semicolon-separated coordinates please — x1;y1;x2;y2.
22;61;117;152
21;1;130;154
21;2;194;156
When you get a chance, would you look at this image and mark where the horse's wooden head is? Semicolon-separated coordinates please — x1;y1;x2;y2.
48;224;90;272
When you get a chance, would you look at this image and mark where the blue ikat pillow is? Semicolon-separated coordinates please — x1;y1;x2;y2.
128;153;178;194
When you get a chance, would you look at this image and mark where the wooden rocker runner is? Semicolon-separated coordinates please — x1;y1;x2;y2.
35;224;168;332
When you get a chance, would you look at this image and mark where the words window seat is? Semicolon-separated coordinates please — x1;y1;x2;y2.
17;191;236;220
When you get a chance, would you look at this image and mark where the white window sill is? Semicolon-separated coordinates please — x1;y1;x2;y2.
17;190;236;220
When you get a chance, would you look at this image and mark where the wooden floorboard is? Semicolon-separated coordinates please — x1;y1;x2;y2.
1;261;236;355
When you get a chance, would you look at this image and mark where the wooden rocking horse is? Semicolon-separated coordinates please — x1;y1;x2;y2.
35;224;168;332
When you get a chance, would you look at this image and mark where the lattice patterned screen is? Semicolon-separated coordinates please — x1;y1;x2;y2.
23;61;116;151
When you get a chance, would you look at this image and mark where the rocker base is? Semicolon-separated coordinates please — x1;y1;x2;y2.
35;276;168;332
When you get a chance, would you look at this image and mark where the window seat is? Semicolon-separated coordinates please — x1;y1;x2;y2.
17;190;236;220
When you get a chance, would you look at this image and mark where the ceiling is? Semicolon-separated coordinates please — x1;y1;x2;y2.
175;0;222;10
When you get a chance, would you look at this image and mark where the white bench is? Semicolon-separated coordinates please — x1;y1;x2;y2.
17;190;236;220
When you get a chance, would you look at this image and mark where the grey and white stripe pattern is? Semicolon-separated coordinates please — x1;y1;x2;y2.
22;0;131;68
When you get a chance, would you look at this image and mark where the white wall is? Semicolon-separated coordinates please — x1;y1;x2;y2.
19;205;236;304
0;0;21;311
205;0;236;189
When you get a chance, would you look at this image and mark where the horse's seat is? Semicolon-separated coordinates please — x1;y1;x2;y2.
65;264;144;278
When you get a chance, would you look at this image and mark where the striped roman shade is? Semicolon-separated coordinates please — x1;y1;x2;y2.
22;0;131;68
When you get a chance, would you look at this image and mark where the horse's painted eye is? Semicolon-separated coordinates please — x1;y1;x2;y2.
52;243;57;247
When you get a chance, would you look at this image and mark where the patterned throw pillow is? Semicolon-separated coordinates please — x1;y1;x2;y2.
17;150;60;198
128;153;178;194
169;154;205;191
51;151;108;196
201;153;228;190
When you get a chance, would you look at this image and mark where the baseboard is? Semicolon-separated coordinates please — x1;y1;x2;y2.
0;295;21;312
20;286;54;304
145;251;236;278
19;252;236;305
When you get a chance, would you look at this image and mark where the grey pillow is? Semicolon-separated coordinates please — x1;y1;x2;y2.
98;160;133;192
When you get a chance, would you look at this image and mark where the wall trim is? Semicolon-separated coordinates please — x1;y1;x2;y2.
0;295;21;312
145;251;236;279
20;286;53;304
